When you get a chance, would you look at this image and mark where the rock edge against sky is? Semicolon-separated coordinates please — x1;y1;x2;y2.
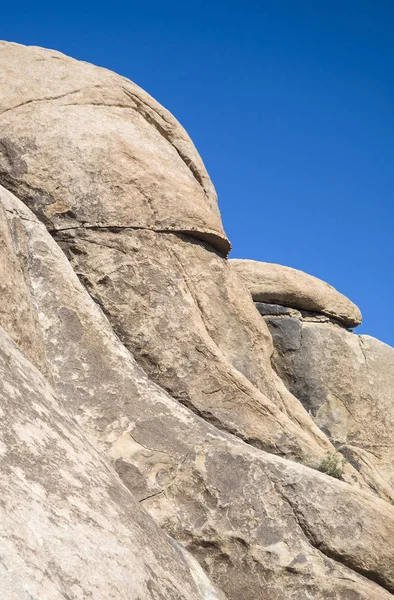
0;41;393;600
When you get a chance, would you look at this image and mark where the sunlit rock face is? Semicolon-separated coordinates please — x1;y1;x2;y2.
1;42;394;600
230;259;362;327
0;323;228;600
232;259;394;503
0;41;230;254
0;41;336;473
266;313;394;503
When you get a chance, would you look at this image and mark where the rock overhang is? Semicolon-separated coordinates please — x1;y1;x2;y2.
230;258;362;328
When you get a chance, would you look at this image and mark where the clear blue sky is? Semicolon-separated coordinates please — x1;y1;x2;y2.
2;1;393;345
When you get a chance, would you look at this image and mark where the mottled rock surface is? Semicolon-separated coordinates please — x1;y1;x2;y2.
57;226;338;469
0;41;394;600
0;41;340;470
2;166;394;600
263;309;394;503
231;259;362;327
0;324;226;600
0;41;230;254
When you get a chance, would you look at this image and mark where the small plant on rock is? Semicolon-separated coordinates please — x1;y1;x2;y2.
318;452;347;479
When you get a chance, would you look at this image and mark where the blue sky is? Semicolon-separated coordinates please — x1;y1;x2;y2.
2;1;393;345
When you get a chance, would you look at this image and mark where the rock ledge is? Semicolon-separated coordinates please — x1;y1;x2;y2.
230;259;362;328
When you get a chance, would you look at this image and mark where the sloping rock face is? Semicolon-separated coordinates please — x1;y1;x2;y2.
2;187;394;600
0;324;226;600
0;42;394;600
57;227;341;469
230;259;362;328
0;42;340;472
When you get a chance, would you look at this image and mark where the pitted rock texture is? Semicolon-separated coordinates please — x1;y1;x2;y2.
1;41;394;600
0;324;227;600
0;41;230;254
56;226;340;469
2;182;394;600
262;308;394;503
230;259;362;327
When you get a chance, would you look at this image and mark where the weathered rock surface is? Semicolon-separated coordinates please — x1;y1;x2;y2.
2;184;394;600
57;226;340;469
0;41;230;254
230;259;362;327
0;40;340;470
1;41;394;600
0;324;227;600
0;192;49;376
263;310;394;503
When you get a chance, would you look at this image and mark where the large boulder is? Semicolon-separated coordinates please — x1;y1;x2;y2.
2;185;394;600
1;41;394;600
0;42;339;472
0;41;230;254
230;259;362;328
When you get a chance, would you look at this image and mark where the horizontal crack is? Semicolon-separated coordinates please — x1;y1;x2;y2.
51;223;230;256
0;85;104;115
0;82;216;214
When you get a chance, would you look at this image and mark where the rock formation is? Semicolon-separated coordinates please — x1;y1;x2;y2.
0;323;226;600
0;41;393;599
231;259;394;503
230;259;362;328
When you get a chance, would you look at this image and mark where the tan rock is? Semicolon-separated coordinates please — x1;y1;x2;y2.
0;324;227;600
1;41;393;600
2;185;394;600
264;314;394;502
0;42;337;471
0;192;49;376
0;41;230;254
230;259;362;327
56;225;339;469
